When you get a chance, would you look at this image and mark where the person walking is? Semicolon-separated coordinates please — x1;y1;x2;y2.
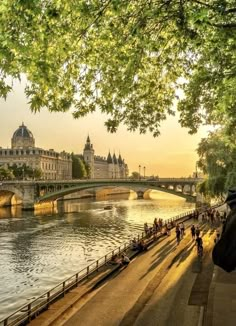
191;224;196;240
196;235;203;258
180;222;185;238
176;224;181;245
195;226;200;238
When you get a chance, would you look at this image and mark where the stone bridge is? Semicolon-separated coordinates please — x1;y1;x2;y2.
0;178;201;210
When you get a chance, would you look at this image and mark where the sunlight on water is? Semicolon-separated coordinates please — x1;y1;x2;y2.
0;190;195;319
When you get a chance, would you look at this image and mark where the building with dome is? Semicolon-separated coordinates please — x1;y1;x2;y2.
11;123;35;149
81;136;129;179
0;124;129;180
0;123;72;180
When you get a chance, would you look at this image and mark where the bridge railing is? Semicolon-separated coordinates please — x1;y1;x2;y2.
0;204;222;326
0;177;202;185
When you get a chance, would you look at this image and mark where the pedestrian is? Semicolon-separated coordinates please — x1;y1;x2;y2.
196;235;203;257
144;222;149;235
191;224;196;240
176;224;181;245
180;222;185;238
166;222;171;236
195;226;200;238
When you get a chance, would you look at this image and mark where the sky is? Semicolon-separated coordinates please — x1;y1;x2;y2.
0;81;210;177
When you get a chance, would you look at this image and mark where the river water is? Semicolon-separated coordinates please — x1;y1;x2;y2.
0;190;195;320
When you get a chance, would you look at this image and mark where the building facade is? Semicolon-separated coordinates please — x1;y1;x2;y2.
82;136;129;179
0;123;72;180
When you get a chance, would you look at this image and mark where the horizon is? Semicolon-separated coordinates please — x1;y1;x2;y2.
0;81;210;177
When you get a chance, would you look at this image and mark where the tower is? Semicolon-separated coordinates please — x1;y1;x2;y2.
113;153;118;179
83;135;94;178
107;151;113;178
118;153;124;178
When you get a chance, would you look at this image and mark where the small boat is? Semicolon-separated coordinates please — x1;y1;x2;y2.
104;205;113;210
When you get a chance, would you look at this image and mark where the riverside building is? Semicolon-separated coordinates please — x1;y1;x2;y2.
80;136;129;179
0;125;129;180
0;123;72;180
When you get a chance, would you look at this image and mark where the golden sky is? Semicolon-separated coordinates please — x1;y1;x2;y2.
0;82;210;177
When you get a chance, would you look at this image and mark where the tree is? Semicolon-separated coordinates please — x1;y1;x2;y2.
1;1;236;136
131;171;140;180
83;161;91;179
33;168;42;180
9;163;42;179
71;153;87;179
0;166;14;180
197;128;236;198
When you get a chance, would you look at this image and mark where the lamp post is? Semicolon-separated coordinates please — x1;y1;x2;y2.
138;165;141;180
143;166;146;179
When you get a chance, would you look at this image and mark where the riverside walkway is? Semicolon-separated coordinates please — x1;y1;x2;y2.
28;213;230;326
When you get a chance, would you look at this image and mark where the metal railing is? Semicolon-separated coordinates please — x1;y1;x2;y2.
0;205;222;326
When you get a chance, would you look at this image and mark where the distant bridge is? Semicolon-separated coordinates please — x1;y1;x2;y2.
0;178;201;210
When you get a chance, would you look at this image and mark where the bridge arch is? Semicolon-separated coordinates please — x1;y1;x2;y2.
0;179;200;209
37;183;196;203
0;188;23;206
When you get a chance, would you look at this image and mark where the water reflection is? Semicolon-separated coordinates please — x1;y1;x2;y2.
0;190;195;320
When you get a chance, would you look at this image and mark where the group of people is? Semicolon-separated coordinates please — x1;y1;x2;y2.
144;218;173;238
109;253;130;267
131;237;148;251
175;222;185;244
174;221;204;256
110;206;226;269
191;207;225;226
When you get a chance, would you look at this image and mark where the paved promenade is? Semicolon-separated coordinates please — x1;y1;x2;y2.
29;216;233;326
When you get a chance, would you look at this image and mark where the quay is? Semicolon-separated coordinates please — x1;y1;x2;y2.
2;206;235;326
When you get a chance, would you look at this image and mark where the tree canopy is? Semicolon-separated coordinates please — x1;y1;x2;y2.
197;128;236;198
1;0;236;136
71;153;88;178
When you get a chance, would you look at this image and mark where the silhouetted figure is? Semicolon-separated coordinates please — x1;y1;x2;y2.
212;189;236;272
176;224;181;245
191;225;196;240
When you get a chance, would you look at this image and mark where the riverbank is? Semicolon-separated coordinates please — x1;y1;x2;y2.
28;217;214;326
28;207;230;326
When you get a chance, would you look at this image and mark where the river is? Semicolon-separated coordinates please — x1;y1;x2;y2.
0;190;195;320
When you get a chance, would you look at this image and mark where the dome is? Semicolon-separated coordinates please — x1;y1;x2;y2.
13;123;34;139
11;123;35;149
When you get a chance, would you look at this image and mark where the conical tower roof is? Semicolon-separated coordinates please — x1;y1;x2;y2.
84;135;92;150
113;153;117;164
118;153;123;164
107;151;113;164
